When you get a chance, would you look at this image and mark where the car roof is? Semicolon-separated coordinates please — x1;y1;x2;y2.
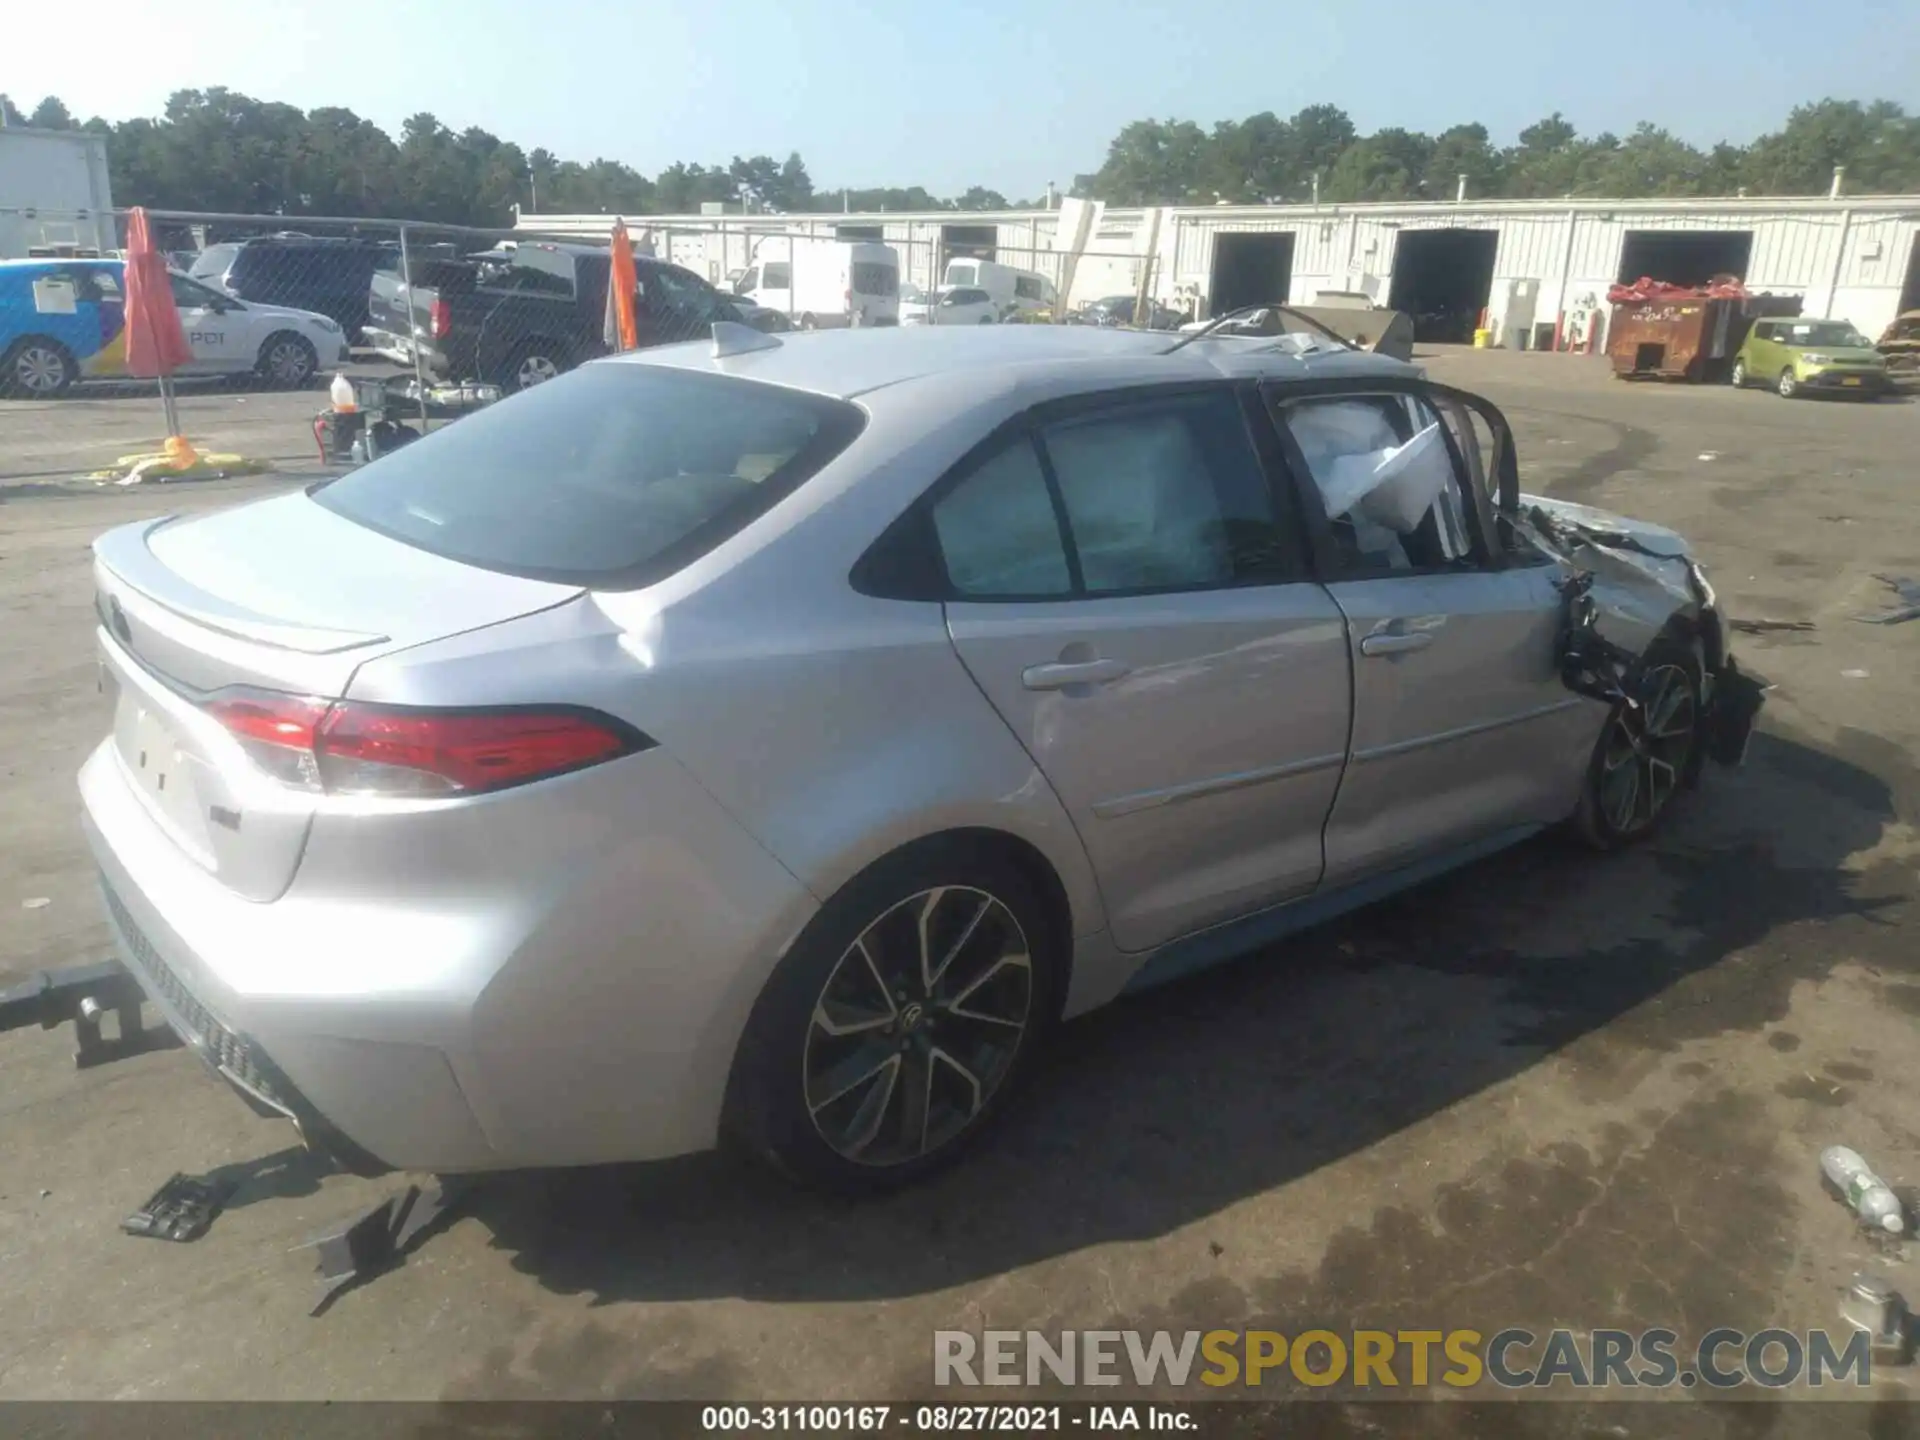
619;323;1417;401
0;257;121;273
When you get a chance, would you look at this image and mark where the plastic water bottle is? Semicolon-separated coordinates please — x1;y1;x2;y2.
1822;1146;1907;1235
329;372;357;412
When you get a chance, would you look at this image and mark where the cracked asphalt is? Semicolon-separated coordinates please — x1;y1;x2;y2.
2;349;1918;1435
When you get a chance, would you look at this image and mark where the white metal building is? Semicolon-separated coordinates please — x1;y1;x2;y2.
522;191;1920;343
0;127;116;259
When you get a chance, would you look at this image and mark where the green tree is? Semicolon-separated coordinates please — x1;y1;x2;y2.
29;95;75;130
957;185;1009;210
0;94;26;127
1090;118;1212;204
1743;99;1920;194
1324;128;1435;201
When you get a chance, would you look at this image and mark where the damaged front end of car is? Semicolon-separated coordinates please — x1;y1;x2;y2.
1522;494;1768;772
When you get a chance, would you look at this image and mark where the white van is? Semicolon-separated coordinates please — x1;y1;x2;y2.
736;238;901;328
940;258;1057;319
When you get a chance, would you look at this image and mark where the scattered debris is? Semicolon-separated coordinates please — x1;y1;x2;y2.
1839;1275;1914;1365
1208;1241;1225;1258
305;1177;473;1316
1822;1146;1907;1235
85;443;273;486
1843;669;1871;679
1697;451;1718;461
38;1189;50;1200
1853;575;1920;626
21;897;49;909
122;1172;236;1243
1730;617;1815;634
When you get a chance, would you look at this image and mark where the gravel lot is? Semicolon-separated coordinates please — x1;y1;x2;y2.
2;349;1918;1427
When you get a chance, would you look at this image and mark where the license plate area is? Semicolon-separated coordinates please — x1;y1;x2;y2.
1843;376;1863;386
112;688;215;864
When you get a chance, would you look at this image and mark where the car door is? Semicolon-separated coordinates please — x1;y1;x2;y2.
168;272;252;373
935;385;1354;953
1741;322;1776;379
1266;381;1594;887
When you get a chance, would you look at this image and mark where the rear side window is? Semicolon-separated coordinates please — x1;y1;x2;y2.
190;245;237;281
312;365;865;588
852;261;897;297
931;440;1072;599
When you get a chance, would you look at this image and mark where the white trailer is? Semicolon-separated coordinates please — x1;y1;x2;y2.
735;237;901;328
0;128;116;260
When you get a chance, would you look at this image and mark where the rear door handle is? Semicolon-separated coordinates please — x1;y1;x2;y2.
1022;658;1132;691
1360;631;1435;658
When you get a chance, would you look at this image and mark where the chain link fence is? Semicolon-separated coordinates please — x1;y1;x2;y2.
0;206;1198;429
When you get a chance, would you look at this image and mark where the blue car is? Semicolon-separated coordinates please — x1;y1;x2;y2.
0;258;350;397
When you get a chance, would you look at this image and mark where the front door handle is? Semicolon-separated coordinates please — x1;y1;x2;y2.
1360;631;1435;658
1022;658;1132;691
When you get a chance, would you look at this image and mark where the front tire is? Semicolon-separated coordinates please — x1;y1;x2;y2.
1575;639;1704;850
2;337;77;397
724;839;1060;1193
255;332;318;389
1777;368;1799;399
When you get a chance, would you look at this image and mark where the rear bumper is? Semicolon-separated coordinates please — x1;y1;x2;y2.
78;736;821;1174
360;327;450;377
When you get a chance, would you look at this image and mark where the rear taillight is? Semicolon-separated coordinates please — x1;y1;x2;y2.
204;689;649;797
428;299;451;340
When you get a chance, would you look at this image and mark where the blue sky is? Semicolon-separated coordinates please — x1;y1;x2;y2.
14;0;1919;196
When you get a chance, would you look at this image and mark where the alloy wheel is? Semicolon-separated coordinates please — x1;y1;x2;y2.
803;885;1034;1168
1730;361;1746;387
1778;369;1797;398
516;354;560;388
266;339;313;386
14;345;69;395
1596;662;1697;836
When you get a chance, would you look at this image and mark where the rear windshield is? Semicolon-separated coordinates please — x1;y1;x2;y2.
312;364;865;588
852;261;898;297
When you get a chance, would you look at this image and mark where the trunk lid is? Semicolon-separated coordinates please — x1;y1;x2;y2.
94;493;582;900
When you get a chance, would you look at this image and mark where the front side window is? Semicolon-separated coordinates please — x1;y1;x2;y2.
313;365;864;588
1278;393;1475;575
762;262;792;288
168;272;226;309
736;267;759;293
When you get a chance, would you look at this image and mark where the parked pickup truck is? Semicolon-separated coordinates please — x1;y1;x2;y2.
364;240;746;390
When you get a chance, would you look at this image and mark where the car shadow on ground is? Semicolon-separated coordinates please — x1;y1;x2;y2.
431;723;1913;1309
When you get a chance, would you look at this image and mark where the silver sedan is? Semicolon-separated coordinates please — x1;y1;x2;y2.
80;322;1760;1191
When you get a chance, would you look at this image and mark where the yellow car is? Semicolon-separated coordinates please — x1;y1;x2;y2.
1731;318;1891;398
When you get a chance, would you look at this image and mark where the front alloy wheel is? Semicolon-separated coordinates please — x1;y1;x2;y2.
1777;368;1799;398
1594;661;1698;838
803;886;1033;1168
10;342;74;396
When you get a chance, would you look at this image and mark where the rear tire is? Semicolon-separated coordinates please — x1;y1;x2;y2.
500;342;565;391
1574;638;1704;850
255;332;318;389
723;838;1061;1194
2;337;77;397
1729;359;1747;388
